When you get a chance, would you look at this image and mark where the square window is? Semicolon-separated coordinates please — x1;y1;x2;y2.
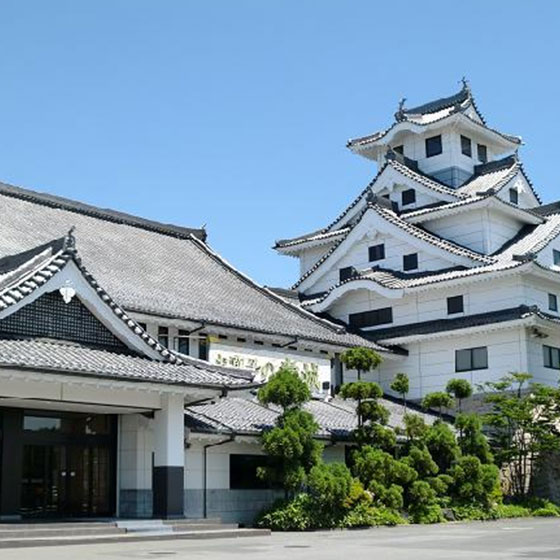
455;349;472;372
401;189;416;206
368;244;385;262
477;144;488;163
339;266;354;282
461;135;472;157
403;253;418;271
549;293;558;312
394;145;404;155
554;249;560;266
456;347;488;372
425;135;442;158
447;295;464;315
509;188;519;205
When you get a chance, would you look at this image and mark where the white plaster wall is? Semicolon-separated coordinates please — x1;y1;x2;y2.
299;244;335;277
119;414;154;491
527;332;560;386
495;173;539;209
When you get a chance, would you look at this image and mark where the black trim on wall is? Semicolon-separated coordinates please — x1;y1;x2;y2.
153;466;184;519
0;409;24;518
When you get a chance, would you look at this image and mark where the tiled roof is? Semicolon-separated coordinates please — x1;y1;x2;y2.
185;395;436;439
0;181;387;353
274;227;350;251
0;338;256;389
362;305;542;342
402;84;476;119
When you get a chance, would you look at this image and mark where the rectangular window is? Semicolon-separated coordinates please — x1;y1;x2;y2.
401;189;416;206
198;335;209;361
460;135;472;157
554;249;560;266
349;307;393;329
393;145;404;155
339;266;355;282
477;144;488;163
158;326;169;348
176;329;190;354
544;345;560;369
455;347;488;372
549;294;558;312
230;454;276;489
509;188;519;205
403;253;418;271
425;135;442;158
447;295;464;315
368;244;385;262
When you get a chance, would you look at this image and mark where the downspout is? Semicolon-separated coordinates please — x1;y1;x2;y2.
202;435;235;519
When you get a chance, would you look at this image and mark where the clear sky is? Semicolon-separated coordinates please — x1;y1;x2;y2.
0;1;558;288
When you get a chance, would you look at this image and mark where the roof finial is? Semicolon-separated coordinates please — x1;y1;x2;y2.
460;76;470;93
63;226;76;250
395;97;407;122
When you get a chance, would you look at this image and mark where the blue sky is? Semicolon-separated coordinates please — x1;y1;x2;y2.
0;1;558;288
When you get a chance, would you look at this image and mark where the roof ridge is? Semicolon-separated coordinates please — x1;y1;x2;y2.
0;180;207;242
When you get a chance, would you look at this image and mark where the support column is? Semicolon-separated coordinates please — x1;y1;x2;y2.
153;394;185;519
0;409;23;520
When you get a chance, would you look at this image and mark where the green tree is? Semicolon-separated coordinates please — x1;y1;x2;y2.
402;413;430;444
422;391;454;419
455;413;493;464
483;373;560;498
423;421;461;473
340;347;382;381
391;373;410;411
446;378;473;413
447;455;500;507
258;363;322;495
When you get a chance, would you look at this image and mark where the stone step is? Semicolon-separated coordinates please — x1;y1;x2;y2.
0;521;117;530
0;526;125;539
0;527;271;549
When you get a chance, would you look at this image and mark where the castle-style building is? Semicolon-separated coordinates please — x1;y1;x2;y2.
276;82;560;399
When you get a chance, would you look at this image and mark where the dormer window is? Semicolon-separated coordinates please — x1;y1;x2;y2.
403;253;418;271
425;135;442;158
477;144;488;163
460;135;472;157
369;244;385;262
401;189;416;206
509;188;519;205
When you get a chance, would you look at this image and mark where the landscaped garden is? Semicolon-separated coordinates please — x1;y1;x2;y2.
255;349;560;531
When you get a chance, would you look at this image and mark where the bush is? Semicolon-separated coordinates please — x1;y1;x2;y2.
447;455;500;507
308;462;353;511
342;503;406;528
492;503;532;519
257;494;313;531
408;480;444;524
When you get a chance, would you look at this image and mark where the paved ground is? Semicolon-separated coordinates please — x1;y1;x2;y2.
2;518;560;559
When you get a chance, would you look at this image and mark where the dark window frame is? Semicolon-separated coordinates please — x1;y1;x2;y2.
477;143;488;163
455;347;488;372
229;454;278;490
176;329;190;354
425;135;443;158
549;293;558;312
553;249;560;266
158;326;169;348
447;295;464;315
368;243;385;262
544;345;560;370
339;266;355;282
401;189;416;206
509;188;519;205
393;145;404;155
349;307;393;329
198;335;209;361
403;253;418;271
460;135;472;157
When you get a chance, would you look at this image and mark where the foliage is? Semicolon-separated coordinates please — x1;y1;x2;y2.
402;413;430;443
390;373;410;409
483;373;560;498
256;494;313;531
258;362;311;410
423;421;460;472
352;446;417;490
307;462;353;512
455;413;493;463
422;391;454;418
447;455;500;507
402;445;439;479
408;480;444;524
342;503;406;528
446;378;473;412
340;347;382;381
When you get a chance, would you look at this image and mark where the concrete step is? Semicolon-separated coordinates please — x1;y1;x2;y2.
0;521;117;530
0;527;271;548
0;526;125;539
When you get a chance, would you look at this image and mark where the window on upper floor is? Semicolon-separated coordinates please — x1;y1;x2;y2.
349;307;393;329
137;322;147;331
456;347;488;372
460;135;472;157
176;329;190;354
477;144;488;163
401;189;416;206
339;266;355;282
509;188;519;205
425;135;443;158
393;145;404;155
198;334;209;361
553;249;560;266
158;326;169;348
549;293;558;312
369;243;385;262
447;295;464;315
544;345;560;370
403;253;418;271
